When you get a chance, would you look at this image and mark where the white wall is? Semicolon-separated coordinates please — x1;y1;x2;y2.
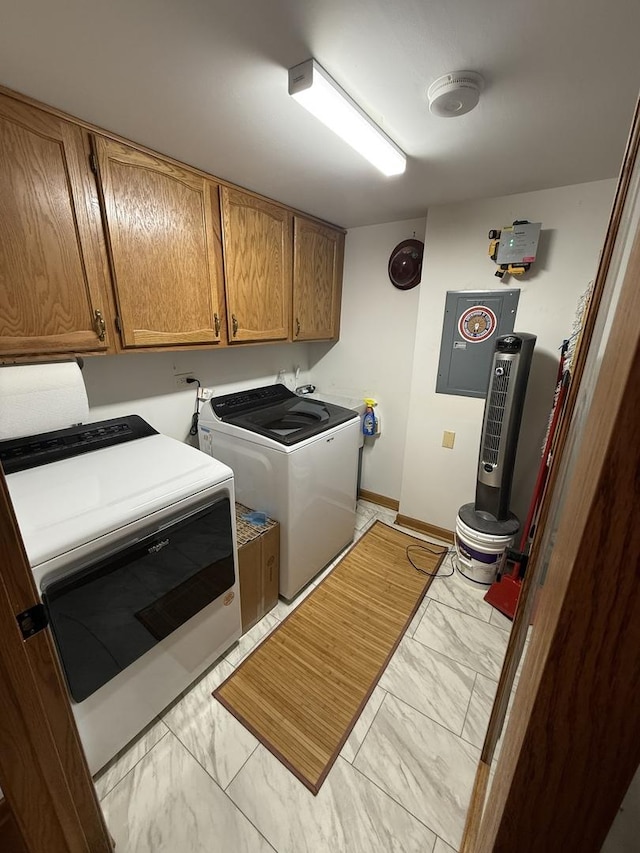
80;180;615;530
82;344;311;444
399;179;616;530
308;217;427;501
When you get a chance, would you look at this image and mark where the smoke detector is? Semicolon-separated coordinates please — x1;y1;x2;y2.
427;71;484;118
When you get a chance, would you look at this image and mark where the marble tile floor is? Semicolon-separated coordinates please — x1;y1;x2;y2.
96;501;519;853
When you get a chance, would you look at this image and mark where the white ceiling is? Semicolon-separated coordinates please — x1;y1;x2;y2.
1;0;639;228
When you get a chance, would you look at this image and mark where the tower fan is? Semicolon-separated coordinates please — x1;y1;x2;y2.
455;333;536;586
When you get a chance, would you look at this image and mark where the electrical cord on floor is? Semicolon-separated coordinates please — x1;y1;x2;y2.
406;544;455;578
186;377;201;436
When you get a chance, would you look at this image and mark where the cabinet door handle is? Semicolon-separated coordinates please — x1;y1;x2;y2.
94;309;106;341
232;314;238;337
295;317;300;337
214;313;220;337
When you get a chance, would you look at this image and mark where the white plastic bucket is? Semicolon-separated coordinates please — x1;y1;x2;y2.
454;513;515;586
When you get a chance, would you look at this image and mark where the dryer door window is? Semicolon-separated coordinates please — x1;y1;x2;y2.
42;497;235;702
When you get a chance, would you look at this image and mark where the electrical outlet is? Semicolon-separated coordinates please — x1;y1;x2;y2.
442;430;456;449
174;373;195;388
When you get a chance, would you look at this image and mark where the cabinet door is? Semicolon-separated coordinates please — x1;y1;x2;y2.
293;217;344;341
0;95;111;356
220;188;291;342
95;138;225;348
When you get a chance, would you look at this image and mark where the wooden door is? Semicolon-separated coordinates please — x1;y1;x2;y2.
461;96;640;852
293;217;344;341
95;138;225;348
0;94;112;357
0;466;113;852
220;187;291;342
476;193;640;853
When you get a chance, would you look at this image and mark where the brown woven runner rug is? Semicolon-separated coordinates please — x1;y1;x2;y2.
214;520;447;794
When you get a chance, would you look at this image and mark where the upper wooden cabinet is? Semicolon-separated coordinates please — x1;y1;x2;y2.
293;217;345;341
94;138;225;348
0;87;345;360
0;95;112;356
220;188;292;343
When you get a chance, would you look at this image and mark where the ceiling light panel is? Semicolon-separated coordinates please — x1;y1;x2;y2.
288;59;406;177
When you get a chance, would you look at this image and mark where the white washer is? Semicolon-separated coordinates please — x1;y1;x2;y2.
198;384;360;599
2;415;241;774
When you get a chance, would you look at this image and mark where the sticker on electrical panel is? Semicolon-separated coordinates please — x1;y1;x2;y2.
458;305;497;343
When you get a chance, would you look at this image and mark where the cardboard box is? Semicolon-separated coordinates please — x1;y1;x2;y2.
235;503;280;634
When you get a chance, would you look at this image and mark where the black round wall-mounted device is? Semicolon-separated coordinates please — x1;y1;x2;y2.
388;239;424;290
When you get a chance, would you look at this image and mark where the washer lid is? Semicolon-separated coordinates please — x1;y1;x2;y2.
205;384;358;446
7;434;233;568
223;396;357;446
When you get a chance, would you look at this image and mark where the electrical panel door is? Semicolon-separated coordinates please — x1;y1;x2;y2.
436;290;520;398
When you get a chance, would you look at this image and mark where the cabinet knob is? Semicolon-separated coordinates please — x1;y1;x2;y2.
214;313;220;337
295;317;300;337
232;314;238;337
94;309;106;342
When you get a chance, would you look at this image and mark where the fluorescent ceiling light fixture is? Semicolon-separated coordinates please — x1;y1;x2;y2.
288;59;406;177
